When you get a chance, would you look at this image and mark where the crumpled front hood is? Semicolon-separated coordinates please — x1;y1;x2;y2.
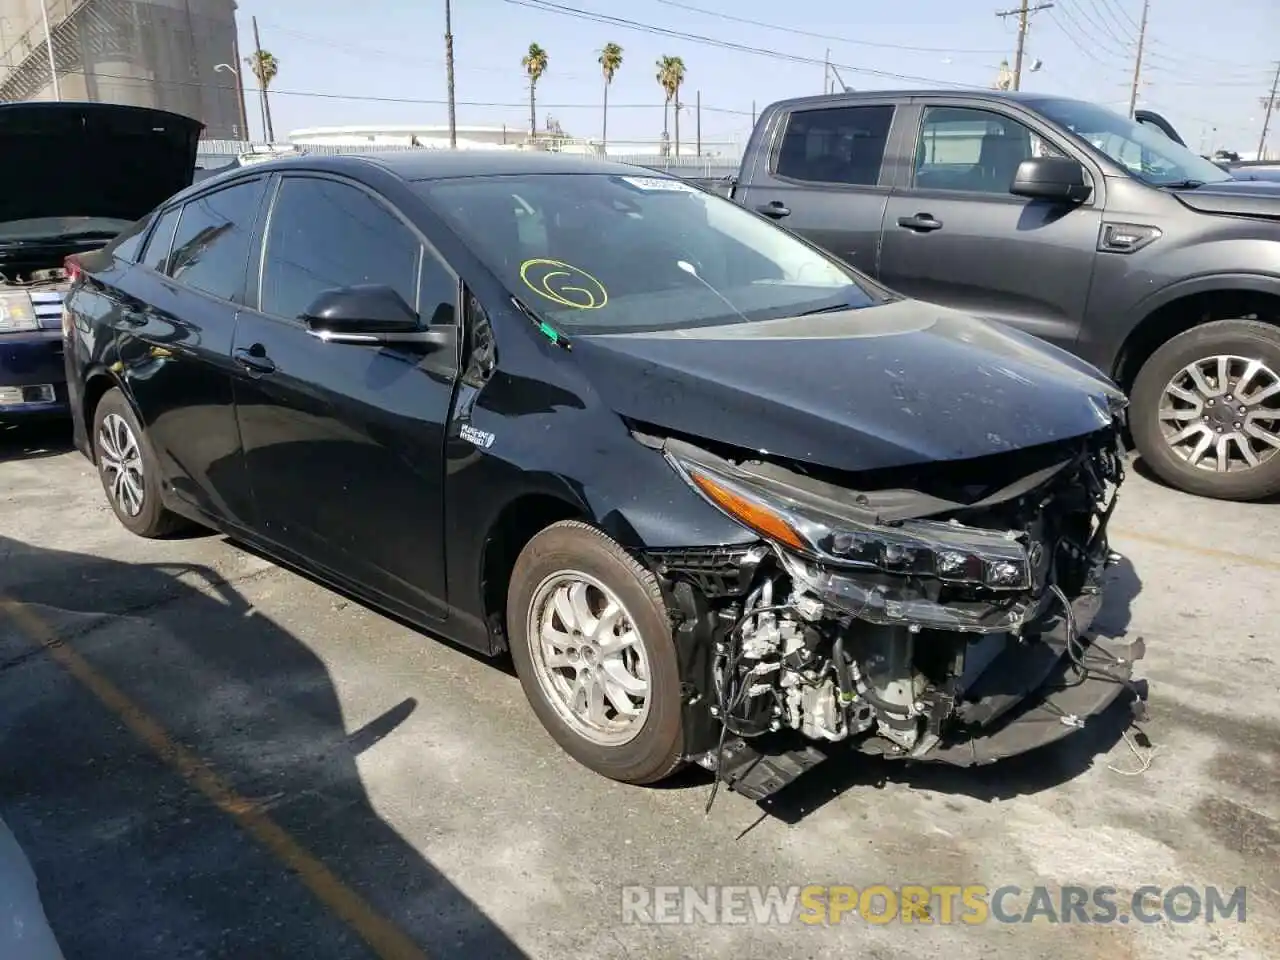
0;101;203;225
571;299;1125;474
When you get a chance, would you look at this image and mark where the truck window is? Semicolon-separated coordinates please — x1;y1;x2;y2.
774;105;894;186
913;106;1061;195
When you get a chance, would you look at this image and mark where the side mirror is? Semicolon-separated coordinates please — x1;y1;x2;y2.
1009;156;1093;204
302;284;454;350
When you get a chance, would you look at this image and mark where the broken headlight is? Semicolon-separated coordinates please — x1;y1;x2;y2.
665;451;1032;591
0;292;38;333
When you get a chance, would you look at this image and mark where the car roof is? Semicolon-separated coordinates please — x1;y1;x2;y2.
232;149;651;182
768;89;1084;111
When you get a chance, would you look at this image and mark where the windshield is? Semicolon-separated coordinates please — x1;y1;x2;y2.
415;172;887;335
1027;97;1233;186
0;215;133;243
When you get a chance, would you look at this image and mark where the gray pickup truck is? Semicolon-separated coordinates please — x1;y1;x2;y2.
701;90;1280;502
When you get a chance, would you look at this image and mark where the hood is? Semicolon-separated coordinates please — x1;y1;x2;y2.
1173;177;1280;218
0;101;203;226
571;300;1125;475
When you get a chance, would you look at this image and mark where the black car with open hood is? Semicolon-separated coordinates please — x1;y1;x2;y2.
1;101;202;421
61;150;1146;808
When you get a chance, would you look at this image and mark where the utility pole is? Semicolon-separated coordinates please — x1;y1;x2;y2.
1127;0;1150;118
823;48;830;93
696;89;701;156
995;1;1053;91
444;0;457;148
1258;61;1280;160
251;16;273;142
39;0;60;100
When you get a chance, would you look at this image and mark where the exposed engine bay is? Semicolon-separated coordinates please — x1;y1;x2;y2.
640;420;1147;803
0;264;69;334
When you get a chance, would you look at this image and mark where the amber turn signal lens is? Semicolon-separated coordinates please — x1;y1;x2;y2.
689;470;806;552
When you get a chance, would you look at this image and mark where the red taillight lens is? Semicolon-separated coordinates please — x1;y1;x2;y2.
63;255;81;280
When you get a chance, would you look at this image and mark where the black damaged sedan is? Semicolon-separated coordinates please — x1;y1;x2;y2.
63;151;1144;799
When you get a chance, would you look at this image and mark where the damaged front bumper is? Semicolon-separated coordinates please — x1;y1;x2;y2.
642;421;1147;800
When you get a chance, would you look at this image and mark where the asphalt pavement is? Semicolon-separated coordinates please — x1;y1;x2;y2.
1;419;1277;960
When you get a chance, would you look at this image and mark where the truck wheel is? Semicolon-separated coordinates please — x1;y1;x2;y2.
506;520;686;785
1129;319;1280;501
91;388;190;537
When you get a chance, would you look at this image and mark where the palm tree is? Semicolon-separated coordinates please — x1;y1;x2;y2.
598;42;623;148
245;48;280;142
656;55;687;157
521;43;549;142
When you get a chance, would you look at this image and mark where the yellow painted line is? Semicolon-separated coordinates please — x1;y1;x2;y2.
0;597;429;960
1112;528;1280;573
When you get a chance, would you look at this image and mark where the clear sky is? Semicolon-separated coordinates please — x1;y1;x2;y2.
231;0;1278;154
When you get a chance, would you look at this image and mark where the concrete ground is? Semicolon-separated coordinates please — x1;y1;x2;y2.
1;420;1277;960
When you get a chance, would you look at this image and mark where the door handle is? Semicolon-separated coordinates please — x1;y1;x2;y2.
233;344;276;375
756;201;791;219
897;213;943;232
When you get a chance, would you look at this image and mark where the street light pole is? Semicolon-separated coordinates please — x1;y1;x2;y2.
215;63;249;142
39;0;60;101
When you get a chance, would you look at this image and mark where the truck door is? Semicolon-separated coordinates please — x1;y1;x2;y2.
877;102;1102;352
733;99;905;278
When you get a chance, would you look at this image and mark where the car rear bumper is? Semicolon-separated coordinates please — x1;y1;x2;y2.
0;331;68;419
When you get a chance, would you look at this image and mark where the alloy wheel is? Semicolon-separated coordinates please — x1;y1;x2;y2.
1158;354;1280;474
525;571;652;746
98;413;146;517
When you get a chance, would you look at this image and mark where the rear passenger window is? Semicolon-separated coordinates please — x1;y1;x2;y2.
138;207;180;273
775;105;895;186
258;177;424;321
167;179;266;302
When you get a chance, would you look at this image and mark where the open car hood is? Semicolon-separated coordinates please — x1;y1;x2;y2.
572;299;1126;474
0;101;203;225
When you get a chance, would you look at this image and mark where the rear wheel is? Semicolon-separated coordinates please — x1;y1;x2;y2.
1130;319;1280;501
91;388;189;537
506;520;686;784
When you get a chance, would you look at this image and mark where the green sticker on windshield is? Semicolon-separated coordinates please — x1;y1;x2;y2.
519;258;609;310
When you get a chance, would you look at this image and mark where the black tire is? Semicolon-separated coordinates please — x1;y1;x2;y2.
90;388;189;537
506;520;686;785
1130;318;1280;501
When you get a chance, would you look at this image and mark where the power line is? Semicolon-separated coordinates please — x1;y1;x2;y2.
500;0;975;87
649;0;1007;55
43;66;756;114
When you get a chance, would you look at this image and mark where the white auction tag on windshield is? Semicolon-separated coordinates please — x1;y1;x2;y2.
618;175;697;192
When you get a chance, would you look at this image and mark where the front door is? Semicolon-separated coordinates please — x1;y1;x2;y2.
231;173;461;619
877;103;1102;352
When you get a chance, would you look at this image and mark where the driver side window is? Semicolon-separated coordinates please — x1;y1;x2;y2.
913;106;1063;195
258;177;456;325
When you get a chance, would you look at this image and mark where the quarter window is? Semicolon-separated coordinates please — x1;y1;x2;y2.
913;106;1063;194
167;178;266;302
138;207;180;274
775;105;895;186
259;177;425;322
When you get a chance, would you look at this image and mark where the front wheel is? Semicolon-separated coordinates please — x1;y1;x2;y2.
1129;319;1280;501
506;520;686;785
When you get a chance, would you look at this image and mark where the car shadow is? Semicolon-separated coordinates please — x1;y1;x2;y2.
0;420;75;462
705;555;1148;823
0;533;527;960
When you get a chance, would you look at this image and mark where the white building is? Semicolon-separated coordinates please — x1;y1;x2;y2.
285;123;604;155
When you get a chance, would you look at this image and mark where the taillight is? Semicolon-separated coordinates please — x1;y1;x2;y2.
63;255;81;280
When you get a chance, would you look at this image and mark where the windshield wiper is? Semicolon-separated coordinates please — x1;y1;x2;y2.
798;303;856;316
0;230;120;246
1155;179;1206;189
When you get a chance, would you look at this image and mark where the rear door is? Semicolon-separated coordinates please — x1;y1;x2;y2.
114;175;267;526
877;100;1103;351
733;98;906;277
231;172;460;620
